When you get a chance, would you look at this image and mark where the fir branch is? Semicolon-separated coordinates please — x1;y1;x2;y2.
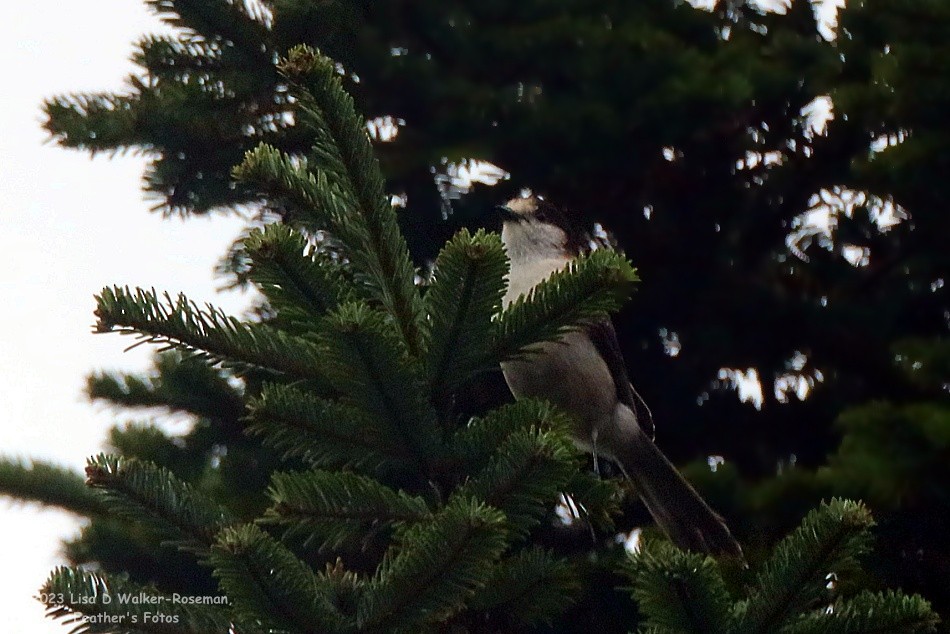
235;148;399;322
488;248;638;365
739;499;876;634
319;560;363;626
278;45;424;355
41;566;233;633
234;144;348;231
210;524;350;634
422;228;509;401
64;517;146;571
88;369;176;410
145;0;272;51
0;458;104;516
623;540;733;634
451;401;622;533
263;470;430;551
450;399;570;473
458;427;576;540
133;34;227;75
295;104;353;192
234;53;424;356
244;223;351;324
780;590;940;634
107;424;190;474
246;383;412;470
278;47;373;200
94;286;332;383
87;351;245;423
44;92;140;153
561;469;623;532
319;302;440;460
467;547;580;626
357;497;509;632
85;454;236;553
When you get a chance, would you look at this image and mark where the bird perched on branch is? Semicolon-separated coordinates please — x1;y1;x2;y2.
496;194;742;559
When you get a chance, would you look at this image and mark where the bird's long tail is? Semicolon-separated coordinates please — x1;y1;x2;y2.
611;426;743;559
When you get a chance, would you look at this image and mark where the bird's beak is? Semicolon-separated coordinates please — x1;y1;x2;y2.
494;205;518;221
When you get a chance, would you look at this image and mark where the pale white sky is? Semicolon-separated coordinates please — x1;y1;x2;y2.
0;3;248;629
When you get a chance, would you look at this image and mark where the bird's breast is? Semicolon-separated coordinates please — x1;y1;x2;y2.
500;331;616;438
503;256;570;307
500;254;617;437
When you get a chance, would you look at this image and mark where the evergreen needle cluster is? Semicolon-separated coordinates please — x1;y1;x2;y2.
40;46;636;633
19;44;940;634
622;499;938;633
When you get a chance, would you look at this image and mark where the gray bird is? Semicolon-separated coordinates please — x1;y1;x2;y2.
497;195;742;558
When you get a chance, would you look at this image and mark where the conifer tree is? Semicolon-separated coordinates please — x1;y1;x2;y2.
28;45;940;634
37;45;634;632
5;0;950;629
624;499;938;634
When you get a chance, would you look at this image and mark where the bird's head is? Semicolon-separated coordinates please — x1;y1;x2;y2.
495;195;584;261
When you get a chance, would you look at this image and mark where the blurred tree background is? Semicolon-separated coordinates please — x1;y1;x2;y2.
6;0;950;629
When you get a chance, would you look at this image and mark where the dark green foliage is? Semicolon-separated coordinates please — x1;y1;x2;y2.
316;301;440;462
626;542;733;634
622;500;939;634
561;468;625;533
88;350;245;422
20;45;633;632
85;454;236;553
94;286;333;383
7;0;950;629
41;567;233;633
356;497;508;632
63;516;221;598
781;591;942;634
244;223;353;325
467;546;581;627
235;45;424;355
0;458;104;516
423;228;508;400
738;499;874;633
457;425;576;540
263;470;430;551
822;401;950;509
210;524;348;633
448;399;571;471
246;383;409;472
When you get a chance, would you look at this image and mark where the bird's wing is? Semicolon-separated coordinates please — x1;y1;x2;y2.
587;318;655;439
